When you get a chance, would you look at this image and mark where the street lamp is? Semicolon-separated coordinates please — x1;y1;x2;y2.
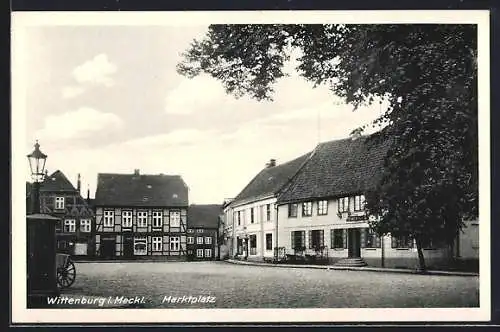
27;140;47;214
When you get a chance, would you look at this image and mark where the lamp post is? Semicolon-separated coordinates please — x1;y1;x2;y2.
27;140;47;214
26;140;59;307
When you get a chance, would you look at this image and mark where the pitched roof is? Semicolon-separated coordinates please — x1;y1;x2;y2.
277;135;391;204
40;170;77;192
231;153;312;206
188;204;222;228
94;172;189;207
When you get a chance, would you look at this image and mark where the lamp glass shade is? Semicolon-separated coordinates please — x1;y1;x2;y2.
27;141;47;181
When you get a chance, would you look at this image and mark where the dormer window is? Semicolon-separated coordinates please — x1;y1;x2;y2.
172;193;178;199
147;185;152;189
55;197;65;210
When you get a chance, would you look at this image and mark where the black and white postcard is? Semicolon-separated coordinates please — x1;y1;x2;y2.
11;10;490;324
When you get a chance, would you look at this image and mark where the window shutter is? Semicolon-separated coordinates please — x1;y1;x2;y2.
360;228;366;248
308;230;312;249
291;232;295;249
330;229;335;248
320;230;324;247
301;231;305;249
342;229;347;249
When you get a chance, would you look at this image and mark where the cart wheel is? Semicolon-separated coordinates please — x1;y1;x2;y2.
57;259;76;289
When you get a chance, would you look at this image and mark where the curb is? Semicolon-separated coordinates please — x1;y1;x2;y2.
224;259;479;277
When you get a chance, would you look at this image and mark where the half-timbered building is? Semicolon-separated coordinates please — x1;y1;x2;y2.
94;169;189;260
28;170;95;257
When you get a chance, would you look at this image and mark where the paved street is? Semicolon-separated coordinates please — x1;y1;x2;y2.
63;261;479;308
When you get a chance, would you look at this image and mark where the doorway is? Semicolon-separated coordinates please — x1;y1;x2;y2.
100;238;116;259
123;236;134;258
347;228;361;258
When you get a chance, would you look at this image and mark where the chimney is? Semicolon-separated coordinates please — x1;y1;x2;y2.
266;159;277;168
77;173;81;193
134;169;140;175
87;186;90;202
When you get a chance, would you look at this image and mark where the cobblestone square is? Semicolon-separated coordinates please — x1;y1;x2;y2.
61;261;479;308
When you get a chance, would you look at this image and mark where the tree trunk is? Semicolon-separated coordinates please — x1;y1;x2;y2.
415;238;427;273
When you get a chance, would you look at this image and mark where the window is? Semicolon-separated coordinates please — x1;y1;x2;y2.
204;249;212;258
288;203;298;218
64;219;76;232
196;249;204;257
291;230;305;250
338;197;349;213
266;204;271;221
103;210;114;227
205;236;212;245
354;195;365;211
80;219;91;232
363;228;381;248
187;236;194;244
152;211;163;228
170;236;180;251
302;202;313;216
170;210;180;227
265;233;272;251
55;197;65;210
237;211;241;226
187;229;194;234
308;230;324;249
196;229;204;233
317;200;328;215
197;237;204;244
134;238;147;255
152;237;163;251
331;229;347;249
122;210;132;228
250;208;255;224
137;211;148;227
391;235;413;249
249;235;257;255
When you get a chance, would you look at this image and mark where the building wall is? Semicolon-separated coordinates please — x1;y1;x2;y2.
186;228;217;260
277;198;453;269
230;197;277;260
95;206;187;259
40;192;95;257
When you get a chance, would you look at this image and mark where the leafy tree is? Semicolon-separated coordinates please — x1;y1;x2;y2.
178;24;478;271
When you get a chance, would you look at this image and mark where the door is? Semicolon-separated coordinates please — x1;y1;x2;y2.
100;238;116;259
123;236;134;258
348;228;361;258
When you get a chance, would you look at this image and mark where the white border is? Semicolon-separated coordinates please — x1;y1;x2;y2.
11;10;491;324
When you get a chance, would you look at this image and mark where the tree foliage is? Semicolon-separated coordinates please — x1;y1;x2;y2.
178;24;478;270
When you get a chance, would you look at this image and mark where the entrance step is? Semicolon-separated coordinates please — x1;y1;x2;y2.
334;258;368;267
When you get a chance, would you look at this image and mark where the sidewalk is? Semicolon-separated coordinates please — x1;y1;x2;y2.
225;259;479;277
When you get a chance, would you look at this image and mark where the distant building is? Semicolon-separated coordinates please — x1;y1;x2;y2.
94;169;189;260
186;204;222;261
224;155;311;261
29;170;95;257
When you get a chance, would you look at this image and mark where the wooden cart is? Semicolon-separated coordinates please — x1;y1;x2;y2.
56;253;76;289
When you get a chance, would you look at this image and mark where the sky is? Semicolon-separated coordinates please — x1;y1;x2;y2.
21;25;387;204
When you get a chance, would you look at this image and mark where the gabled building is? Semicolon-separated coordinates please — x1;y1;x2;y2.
276;136;391;267
94;169;189;260
225;155;311;261
186;204;222;261
30;170;95;257
276;135;478;269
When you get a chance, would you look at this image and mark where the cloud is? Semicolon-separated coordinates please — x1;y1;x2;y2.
124;128;218;148
36;107;123;141
72;53;117;87
164;74;234;115
61;86;85;99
